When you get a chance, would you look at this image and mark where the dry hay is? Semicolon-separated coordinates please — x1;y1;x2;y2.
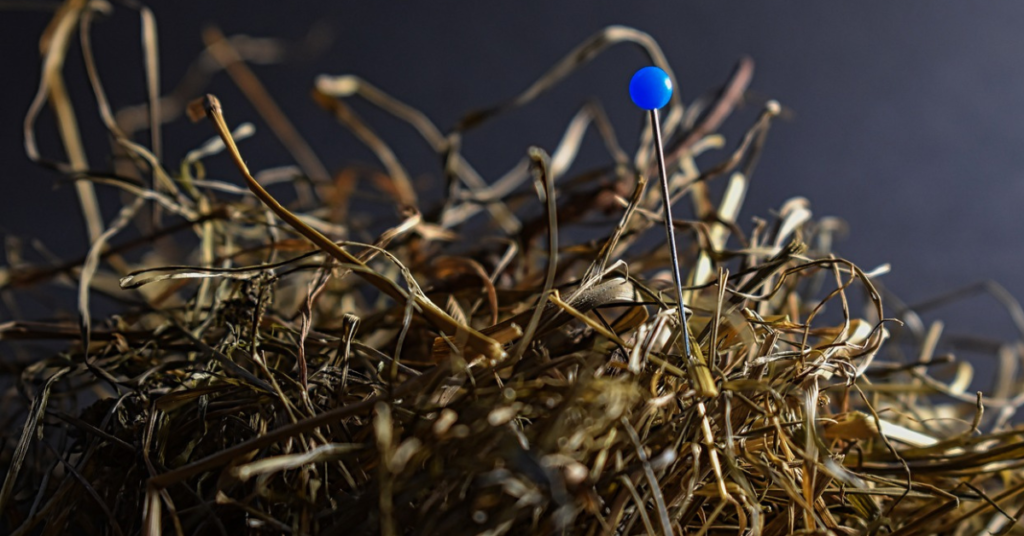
2;4;1024;535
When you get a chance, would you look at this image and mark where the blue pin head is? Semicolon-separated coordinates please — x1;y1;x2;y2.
629;66;673;110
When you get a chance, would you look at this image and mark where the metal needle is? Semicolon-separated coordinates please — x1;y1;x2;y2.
649;108;692;360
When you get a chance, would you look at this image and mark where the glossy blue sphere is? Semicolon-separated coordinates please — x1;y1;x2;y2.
629;66;673;110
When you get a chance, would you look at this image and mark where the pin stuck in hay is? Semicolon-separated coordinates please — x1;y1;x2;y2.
3;4;1024;535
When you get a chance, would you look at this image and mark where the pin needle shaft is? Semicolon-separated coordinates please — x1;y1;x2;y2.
649;108;692;360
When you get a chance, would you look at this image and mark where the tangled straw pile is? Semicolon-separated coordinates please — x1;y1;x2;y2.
4;4;1024;535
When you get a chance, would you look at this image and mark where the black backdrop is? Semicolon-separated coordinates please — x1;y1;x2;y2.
3;1;1024;376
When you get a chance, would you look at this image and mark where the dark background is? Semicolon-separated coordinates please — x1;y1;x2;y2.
2;2;1024;371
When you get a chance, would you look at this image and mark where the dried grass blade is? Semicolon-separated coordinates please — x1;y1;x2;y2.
0;367;69;514
189;94;502;360
203;26;327;203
